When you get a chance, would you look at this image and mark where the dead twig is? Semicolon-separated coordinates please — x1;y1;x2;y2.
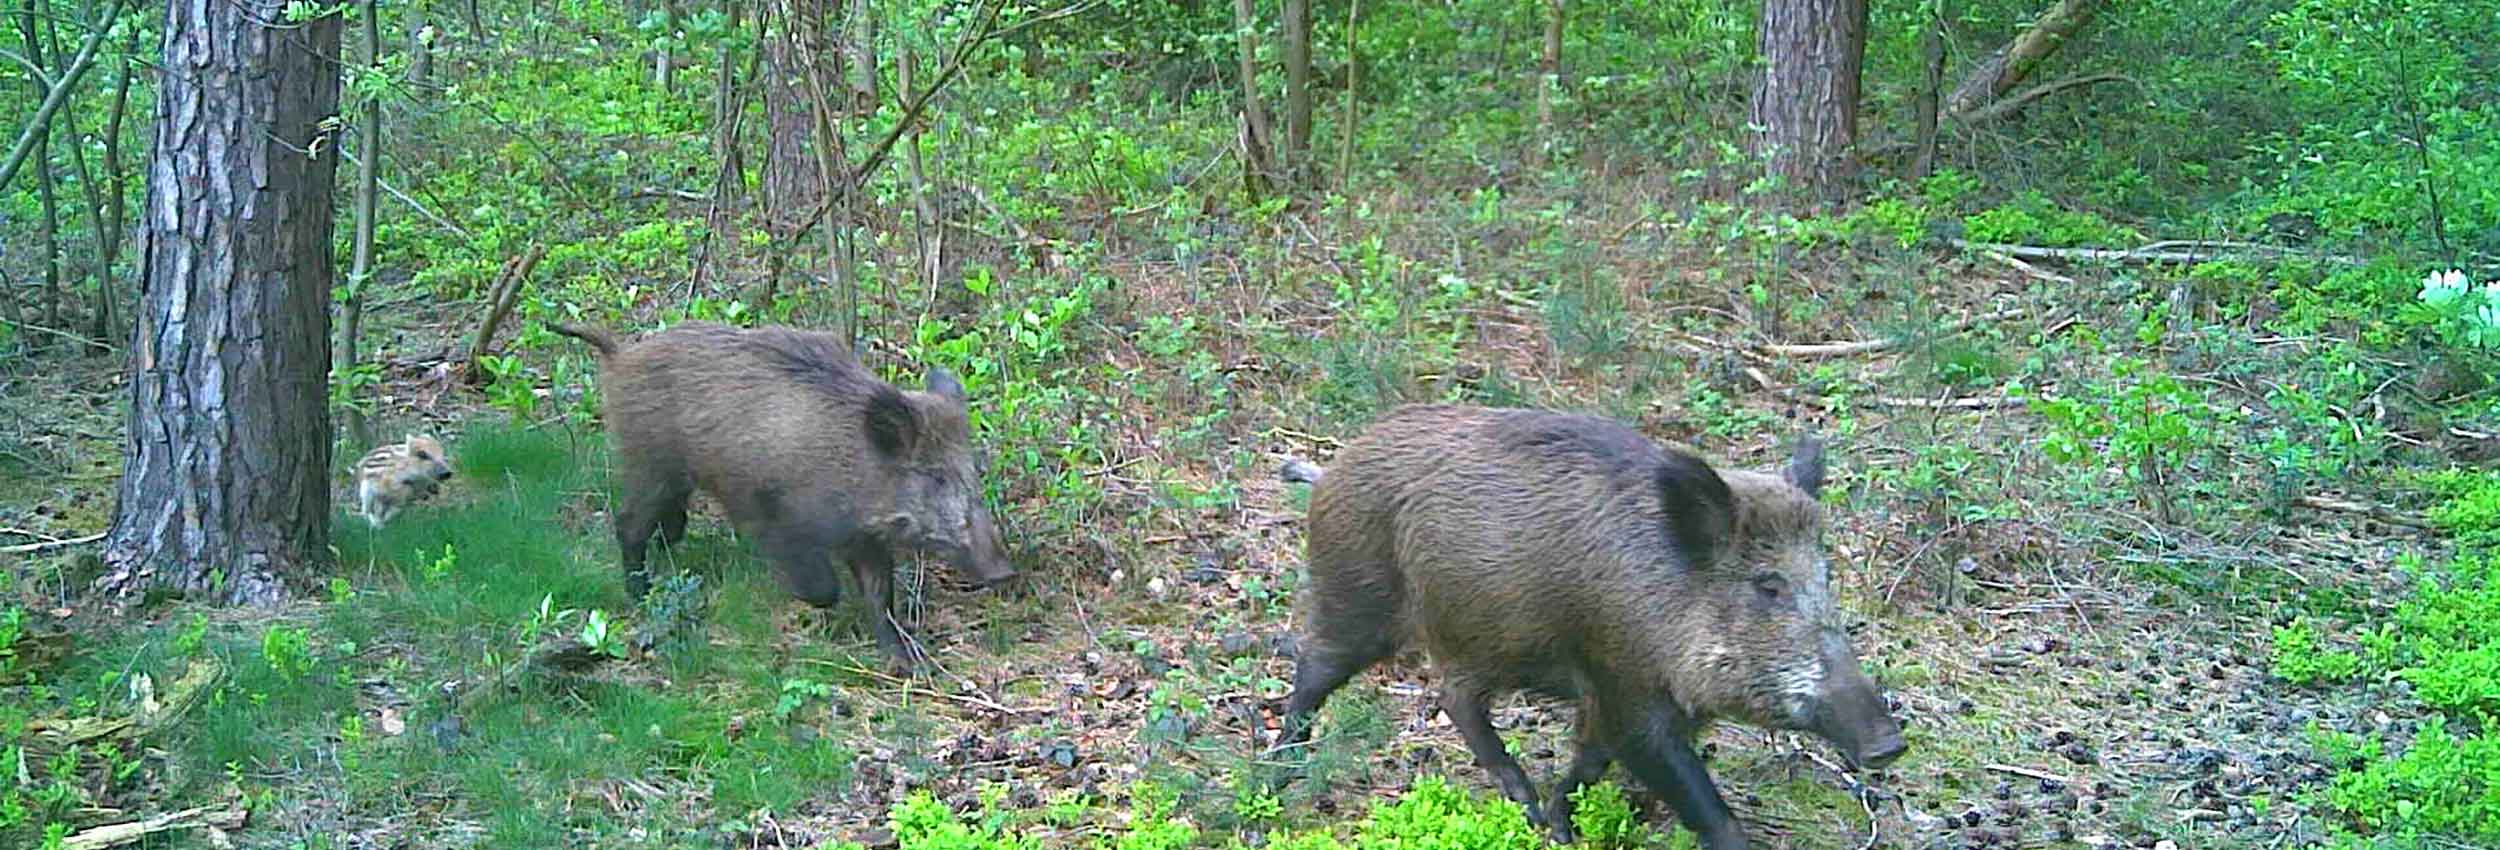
2293;495;2428;528
58;802;248;850
0;530;104;554
1952;72;2137;124
827;662;1028;717
1985;762;2076;786
1757;307;2023;359
1949;238;2358;267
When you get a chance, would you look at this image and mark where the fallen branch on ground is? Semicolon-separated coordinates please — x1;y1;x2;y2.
1950;238;2358;266
0;530;104;554
1757;307;2024;358
60;803;248;850
1986;763;2076;786
2293;495;2427;528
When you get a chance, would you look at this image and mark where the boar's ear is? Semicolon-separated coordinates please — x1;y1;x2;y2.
1785;434;1827;497
864;385;920;457
1655;451;1737;569
926;368;967;404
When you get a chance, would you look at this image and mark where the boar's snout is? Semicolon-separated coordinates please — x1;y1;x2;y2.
955;506;1017;588
1811;633;1908;770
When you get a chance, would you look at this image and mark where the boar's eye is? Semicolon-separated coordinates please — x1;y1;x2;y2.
1752;572;1788;600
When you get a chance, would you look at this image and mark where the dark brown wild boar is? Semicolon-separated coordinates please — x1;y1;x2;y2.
1276;404;1904;849
552;321;1016;668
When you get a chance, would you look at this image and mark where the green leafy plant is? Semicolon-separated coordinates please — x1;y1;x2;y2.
261;626;315;683
2272;618;2362;686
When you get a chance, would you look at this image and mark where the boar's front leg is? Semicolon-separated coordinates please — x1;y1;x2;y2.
1543;707;1617;844
845;542;923;672
1443;682;1549;828
1618;717;1748;850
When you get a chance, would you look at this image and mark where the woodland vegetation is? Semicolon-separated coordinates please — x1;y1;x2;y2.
1;0;2497;848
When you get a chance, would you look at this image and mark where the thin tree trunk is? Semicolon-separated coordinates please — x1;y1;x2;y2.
901;50;941;293
1334;0;1359;194
696;0;748;293
102;0;342;605
1281;0;1312;181
1749;0;1869;204
1910;0;1944;179
17;0;61;337
844;0;875;113
1231;0;1276;198
0;0;112;196
407;8;433;87
1531;0;1562;168
93;26;135;344
1944;0;2099;119
464;0;487;44
340;0;384;446
655;0;679;92
61;64;109;352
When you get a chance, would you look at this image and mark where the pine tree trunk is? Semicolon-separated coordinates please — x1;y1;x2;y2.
1749;0;1868;204
99;0;342;606
1911;0;1944;179
762;1;821;235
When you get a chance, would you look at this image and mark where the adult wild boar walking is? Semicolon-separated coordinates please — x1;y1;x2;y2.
1277;404;1905;849
553;321;1016;668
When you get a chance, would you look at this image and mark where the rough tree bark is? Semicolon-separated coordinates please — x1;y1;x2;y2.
1749;0;1868;203
762;0;821;231
1945;0;2099;119
1281;0;1312;181
99;0;343;605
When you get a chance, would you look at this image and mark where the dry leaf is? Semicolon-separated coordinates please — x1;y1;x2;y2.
379;707;407;736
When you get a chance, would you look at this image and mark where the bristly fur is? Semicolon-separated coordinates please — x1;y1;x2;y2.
355;434;454;528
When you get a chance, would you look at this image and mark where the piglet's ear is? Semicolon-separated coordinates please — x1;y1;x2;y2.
1786;434;1827;497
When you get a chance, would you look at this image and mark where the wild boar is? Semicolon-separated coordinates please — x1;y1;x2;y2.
552;321;1016;668
354;434;455;528
1276;404;1904;849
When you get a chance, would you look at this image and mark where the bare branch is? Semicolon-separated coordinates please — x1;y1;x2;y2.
1953;72;2135;124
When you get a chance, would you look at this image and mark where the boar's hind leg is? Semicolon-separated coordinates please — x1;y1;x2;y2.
615;474;694;600
1278;606;1398;750
1618;725;1747;850
1443;683;1549;827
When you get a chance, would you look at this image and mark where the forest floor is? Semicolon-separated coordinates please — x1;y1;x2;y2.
0;176;2459;850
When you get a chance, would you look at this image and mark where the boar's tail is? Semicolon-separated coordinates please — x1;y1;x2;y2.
1279;457;1326;485
549;322;623;359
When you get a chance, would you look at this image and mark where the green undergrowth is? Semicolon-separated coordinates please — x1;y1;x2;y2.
856;777;1687;850
2272;469;2500;847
